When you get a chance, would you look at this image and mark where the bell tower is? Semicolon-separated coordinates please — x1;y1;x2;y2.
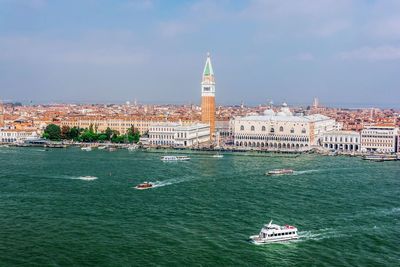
201;52;216;136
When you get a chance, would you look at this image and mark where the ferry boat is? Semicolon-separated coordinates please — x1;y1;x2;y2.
266;169;294;175
250;220;299;244
135;182;154;190
362;154;397;162
161;155;191;161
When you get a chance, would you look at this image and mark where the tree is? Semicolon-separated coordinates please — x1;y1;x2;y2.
44;124;61;141
105;127;113;141
61;126;70;139
127;126;140;143
68;127;80;140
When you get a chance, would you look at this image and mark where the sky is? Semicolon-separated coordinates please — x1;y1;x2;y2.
0;0;399;107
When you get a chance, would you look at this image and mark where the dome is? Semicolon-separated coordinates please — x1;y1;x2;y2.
280;102;293;116
263;109;276;116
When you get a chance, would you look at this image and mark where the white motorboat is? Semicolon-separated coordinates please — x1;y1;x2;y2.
250;220;299;244
98;146;107;150
127;144;139;151
266;169;294;175
212;154;223;158
161;155;191;161
81;146;92;151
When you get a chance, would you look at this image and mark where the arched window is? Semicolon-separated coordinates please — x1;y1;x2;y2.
240;125;244;131
290;128;294;133
270;128;275;133
301;128;306;134
251;126;255;131
262;126;266;131
279;126;284;132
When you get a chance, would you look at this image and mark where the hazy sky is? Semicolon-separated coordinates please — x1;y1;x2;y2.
1;0;399;107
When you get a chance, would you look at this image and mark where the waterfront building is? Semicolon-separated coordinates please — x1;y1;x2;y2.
201;53;216;136
148;122;210;147
0;129;38;143
397;135;400;153
360;124;398;153
0;101;4;128
233;103;339;151
321;131;360;152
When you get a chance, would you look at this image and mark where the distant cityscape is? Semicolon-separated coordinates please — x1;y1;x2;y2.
0;54;399;156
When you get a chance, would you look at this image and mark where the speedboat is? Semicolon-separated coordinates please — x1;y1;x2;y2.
266;169;294;175
212;154;223;158
79;176;97;181
98;146;107;150
250;220;299;244
81;146;92;151
161;155;190;161
135;182;154;190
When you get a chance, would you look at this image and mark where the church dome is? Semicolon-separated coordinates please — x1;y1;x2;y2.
280;102;293;116
263;109;275;116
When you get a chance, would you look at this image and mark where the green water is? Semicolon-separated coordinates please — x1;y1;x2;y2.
0;148;399;266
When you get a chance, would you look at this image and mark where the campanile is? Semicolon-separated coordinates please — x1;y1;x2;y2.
201;53;216;136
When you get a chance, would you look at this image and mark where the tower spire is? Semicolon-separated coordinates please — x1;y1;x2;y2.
203;52;214;77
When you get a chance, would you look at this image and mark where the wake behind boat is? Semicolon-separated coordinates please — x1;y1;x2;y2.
135;181;154;190
161;155;190;161
250;220;299;244
266;169;294;175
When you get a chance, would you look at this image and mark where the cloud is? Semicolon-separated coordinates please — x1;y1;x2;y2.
370;17;400;40
0;34;150;66
338;46;400;61
311;19;350;37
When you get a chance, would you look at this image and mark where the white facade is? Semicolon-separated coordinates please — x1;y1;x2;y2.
148;123;210;147
175;124;210;147
322;131;360;152
233;104;339;151
0;130;39;143
361;125;398;153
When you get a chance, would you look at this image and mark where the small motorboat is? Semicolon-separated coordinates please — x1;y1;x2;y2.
212;154;223;158
135;182;154;190
266;169;294;175
97;146;107;150
79;176;97;181
81;146;92;151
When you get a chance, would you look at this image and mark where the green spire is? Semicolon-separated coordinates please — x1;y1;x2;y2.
203;52;214;76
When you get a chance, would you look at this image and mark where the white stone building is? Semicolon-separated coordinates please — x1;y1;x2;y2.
148;122;210;147
233;103;339;151
0;129;39;143
360;125;398;153
322;131;361;152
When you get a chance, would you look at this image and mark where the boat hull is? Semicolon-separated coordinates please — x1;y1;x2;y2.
250;235;299;244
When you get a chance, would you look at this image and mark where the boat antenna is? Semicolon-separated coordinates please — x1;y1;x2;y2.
268;220;273;227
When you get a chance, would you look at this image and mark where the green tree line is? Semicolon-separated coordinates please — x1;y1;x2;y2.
42;124;140;143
